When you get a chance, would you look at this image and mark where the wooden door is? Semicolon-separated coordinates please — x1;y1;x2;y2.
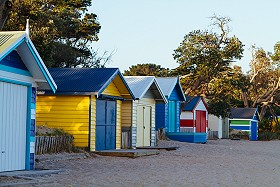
136;106;151;147
96;100;116;150
168;101;176;132
196;110;206;133
136;106;144;147
0;81;27;172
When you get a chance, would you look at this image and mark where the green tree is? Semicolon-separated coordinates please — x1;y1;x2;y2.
123;63;171;77
173;16;244;96
207;65;250;117
4;0;102;68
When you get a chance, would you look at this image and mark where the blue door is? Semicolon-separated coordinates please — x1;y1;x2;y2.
96;100;116;150
168;101;176;132
250;121;258;141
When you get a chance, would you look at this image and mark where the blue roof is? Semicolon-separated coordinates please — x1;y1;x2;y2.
40;68;134;98
182;96;201;111
230;108;258;119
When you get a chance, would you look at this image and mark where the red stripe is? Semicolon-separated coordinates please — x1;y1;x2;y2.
180;120;193;127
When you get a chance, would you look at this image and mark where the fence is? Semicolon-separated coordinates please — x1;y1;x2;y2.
208;131;219;140
35;136;74;155
121;131;131;149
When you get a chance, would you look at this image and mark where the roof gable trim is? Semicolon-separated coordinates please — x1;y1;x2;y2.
26;41;57;93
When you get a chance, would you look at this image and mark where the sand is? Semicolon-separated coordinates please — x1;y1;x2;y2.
1;139;280;187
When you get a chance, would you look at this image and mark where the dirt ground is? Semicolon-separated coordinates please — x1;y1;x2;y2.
1;139;280;187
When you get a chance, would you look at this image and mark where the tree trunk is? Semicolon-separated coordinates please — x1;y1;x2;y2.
0;0;12;30
241;92;248;107
259;105;267;121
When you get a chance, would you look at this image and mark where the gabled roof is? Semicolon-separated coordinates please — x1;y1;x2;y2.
42;68;135;99
0;31;57;92
156;77;186;101
124;76;167;103
182;96;208;111
230;108;258;120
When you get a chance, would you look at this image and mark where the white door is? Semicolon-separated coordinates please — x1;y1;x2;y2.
136;106;144;147
136;106;151;147
0;81;27;172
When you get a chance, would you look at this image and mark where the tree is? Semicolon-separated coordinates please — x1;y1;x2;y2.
207;65;250;117
245;46;280;125
123;63;171;77
3;0;102;68
0;0;12;29
173;16;244;97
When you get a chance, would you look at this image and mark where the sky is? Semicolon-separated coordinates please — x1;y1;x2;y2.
88;0;280;73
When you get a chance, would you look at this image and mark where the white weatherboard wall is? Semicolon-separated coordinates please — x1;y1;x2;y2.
208;114;223;139
132;90;156;147
0;81;27;172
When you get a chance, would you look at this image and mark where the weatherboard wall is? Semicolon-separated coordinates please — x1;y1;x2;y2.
156;85;181;133
36;95;90;147
229;119;258;141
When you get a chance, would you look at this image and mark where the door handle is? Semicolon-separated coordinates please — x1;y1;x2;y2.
1;151;5;153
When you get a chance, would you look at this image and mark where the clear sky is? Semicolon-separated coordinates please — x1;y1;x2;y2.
88;0;280;73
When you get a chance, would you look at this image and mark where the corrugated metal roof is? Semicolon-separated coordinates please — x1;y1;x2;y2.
0;32;25;55
156;77;177;96
124;76;167;102
124;76;154;99
44;68;134;99
230;108;257;119
156;77;186;101
182;96;201;111
47;68;118;93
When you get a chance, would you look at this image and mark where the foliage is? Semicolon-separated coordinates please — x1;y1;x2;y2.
259;118;273;132
173;15;244;117
36;126;73;137
173;16;244;97
4;0;103;68
258;131;280;141
123;63;171;77
0;0;12;29
245;46;280;123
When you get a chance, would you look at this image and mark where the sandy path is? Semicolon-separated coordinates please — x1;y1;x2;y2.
2;139;280;187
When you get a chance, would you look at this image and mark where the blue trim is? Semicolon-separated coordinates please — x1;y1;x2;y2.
230;125;250;131
25;86;32;170
0;38;25;62
31;103;36;109
0;64;32;76
30;136;35;142
26;41;56;93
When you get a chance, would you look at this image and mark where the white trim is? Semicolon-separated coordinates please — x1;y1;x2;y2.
0;69;37;87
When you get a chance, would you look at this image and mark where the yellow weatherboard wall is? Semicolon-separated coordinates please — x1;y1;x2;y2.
36;95;90;147
102;81;121;97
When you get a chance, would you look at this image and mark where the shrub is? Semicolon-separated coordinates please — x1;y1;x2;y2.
258;131;278;141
